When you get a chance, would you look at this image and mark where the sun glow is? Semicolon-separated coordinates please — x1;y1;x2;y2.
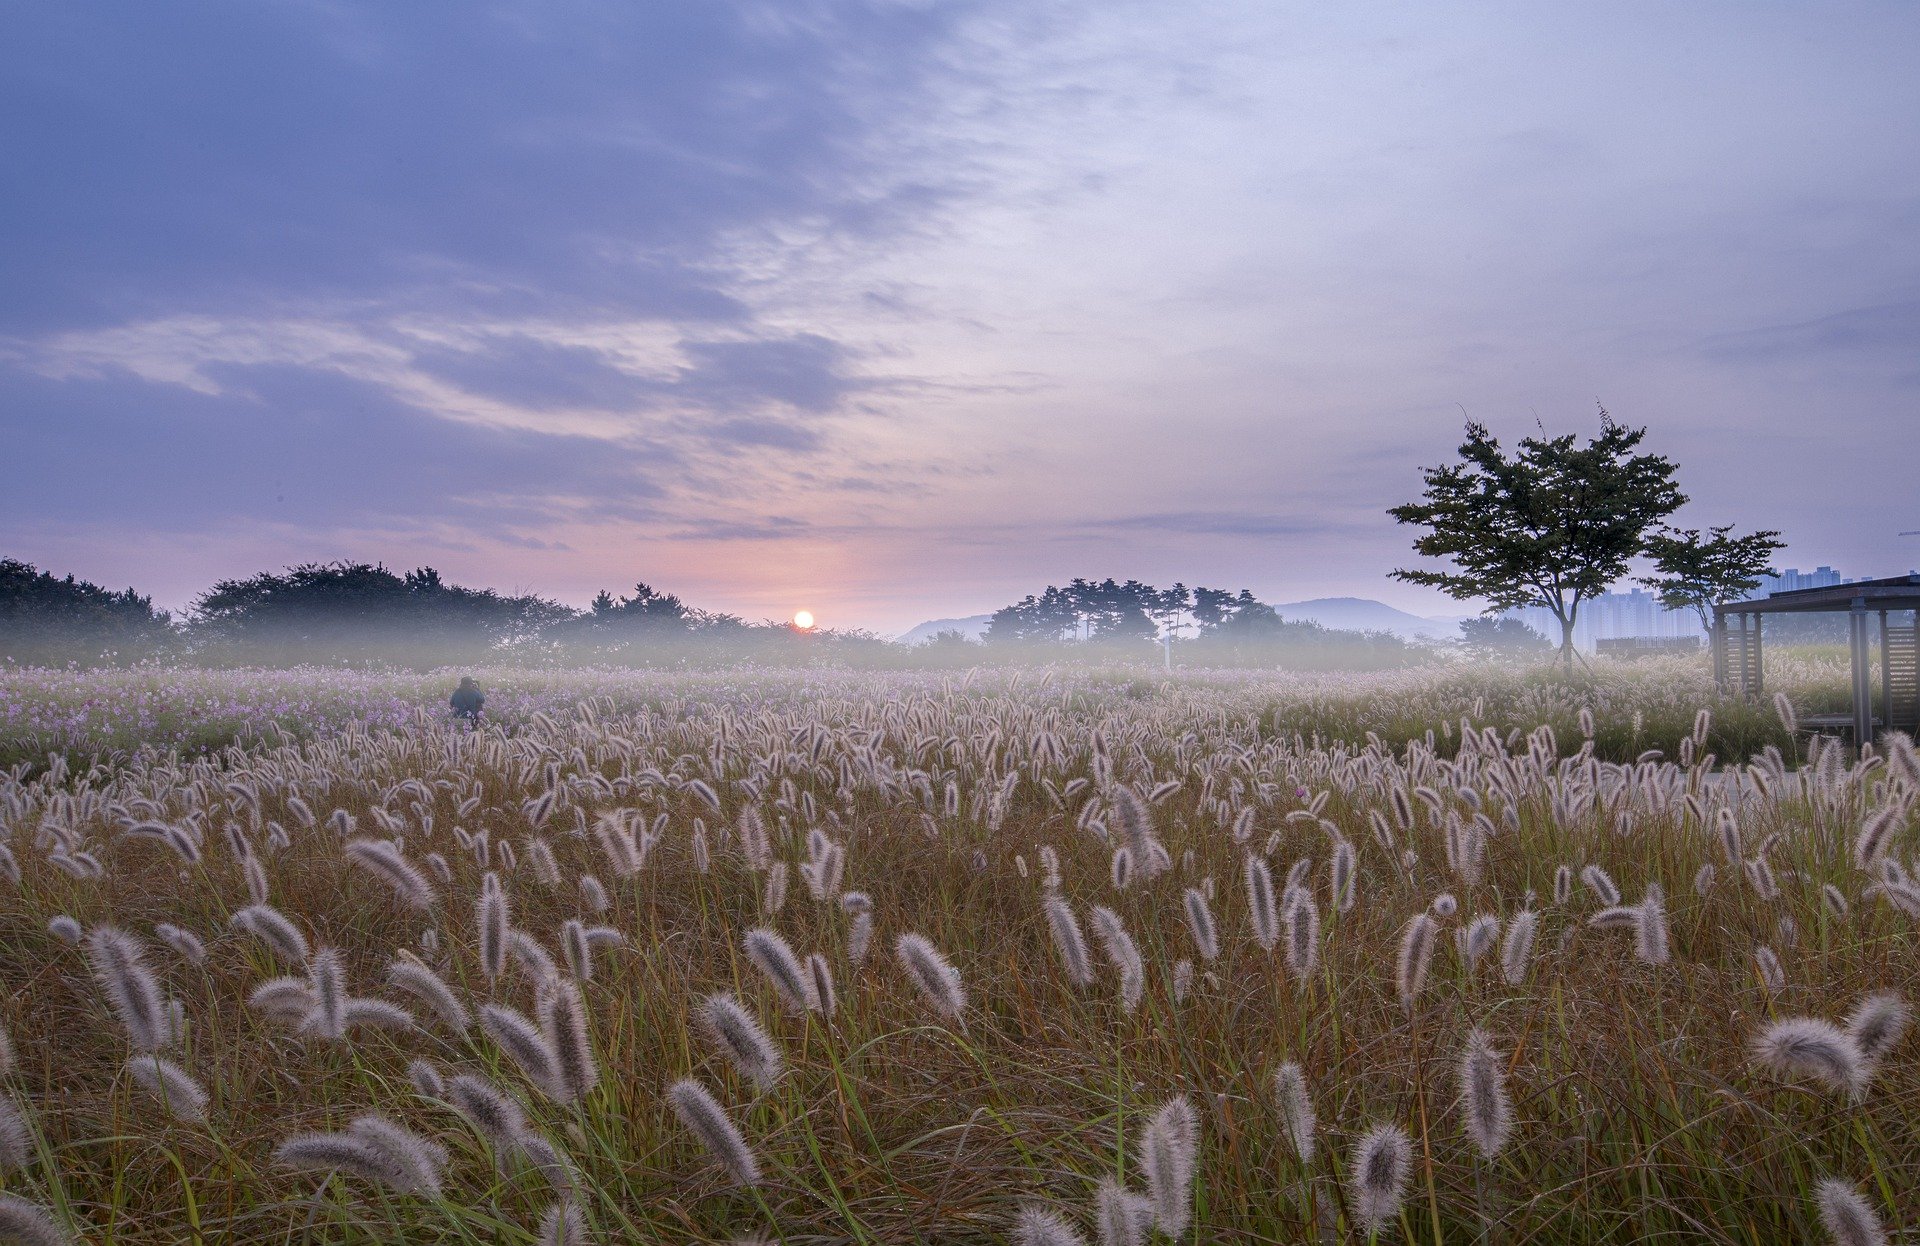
792;609;815;630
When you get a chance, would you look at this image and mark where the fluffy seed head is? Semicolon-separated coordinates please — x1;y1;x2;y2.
86;926;171;1052
0;1193;72;1246
153;924;206;965
1330;839;1357;912
1500;909;1538;985
806;952;837;1017
559;919;592;982
446;1074;530;1150
247;976;315;1025
1751;1017;1867;1095
478;872;509;979
304;947;348;1040
1089;906;1145;1013
0;1095;35;1173
665;1078;761;1186
1182;888;1219;961
1853;808;1901;870
1634;884;1671;965
1395;913;1436;1012
1110;784;1156;861
540;1200;587;1246
700;992;783;1090
1459;913;1499;967
344;838;436;909
275;1131;428;1196
480;1004;567;1102
1814;1177;1888;1246
1092;1178;1153;1246
1581;865;1620;906
1284;890;1321;980
848;911;874;967
894;932;966;1021
1013;1207;1088;1246
1245;854;1279;950
1716;808;1743;864
345;1114;448;1196
1043;896;1094;987
539;979;599;1103
744;927;814;1013
386;959;470;1033
1458;1029;1513;1158
1272;1061;1315;1164
1137;1095;1199;1238
1348;1123;1413;1234
125;1055;208;1123
1845;992;1909;1066
230;905;309;966
407;1060;445;1098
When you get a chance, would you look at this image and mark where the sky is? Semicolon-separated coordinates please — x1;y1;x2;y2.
4;1;1918;636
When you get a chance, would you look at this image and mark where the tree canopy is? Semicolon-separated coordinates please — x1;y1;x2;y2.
1390;414;1686;667
1639;524;1784;633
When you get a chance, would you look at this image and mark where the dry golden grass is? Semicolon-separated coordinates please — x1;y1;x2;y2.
0;664;1911;1244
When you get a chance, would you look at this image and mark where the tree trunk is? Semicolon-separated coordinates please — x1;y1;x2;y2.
1558;614;1577;673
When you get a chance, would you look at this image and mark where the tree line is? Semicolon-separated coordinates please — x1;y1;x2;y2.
0;560;849;668
0;559;1424;671
979;578;1421;668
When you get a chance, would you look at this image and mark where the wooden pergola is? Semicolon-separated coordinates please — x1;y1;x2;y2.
1714;573;1920;747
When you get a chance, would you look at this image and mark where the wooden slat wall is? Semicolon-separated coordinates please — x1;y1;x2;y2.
1889;620;1919;732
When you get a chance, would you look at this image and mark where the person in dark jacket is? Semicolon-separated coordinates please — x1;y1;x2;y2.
450;677;485;721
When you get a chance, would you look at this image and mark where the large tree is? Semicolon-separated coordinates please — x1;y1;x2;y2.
1639;524;1783;634
1389;414;1686;669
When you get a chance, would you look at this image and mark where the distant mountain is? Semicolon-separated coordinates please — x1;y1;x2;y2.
1269;597;1465;642
896;614;993;645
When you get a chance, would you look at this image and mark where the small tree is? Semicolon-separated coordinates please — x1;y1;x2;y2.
1639;524;1783;634
1389;414;1686;670
1458;616;1553;660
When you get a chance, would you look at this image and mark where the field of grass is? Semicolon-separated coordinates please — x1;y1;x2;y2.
0;659;1911;1244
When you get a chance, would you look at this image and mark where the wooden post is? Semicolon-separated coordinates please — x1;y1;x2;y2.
1851;603;1873;750
1712;609;1727;691
1881;610;1892;733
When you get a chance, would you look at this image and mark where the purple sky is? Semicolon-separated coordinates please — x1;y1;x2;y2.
5;2;1917;634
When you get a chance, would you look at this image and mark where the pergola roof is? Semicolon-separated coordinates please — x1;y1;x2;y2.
1718;573;1920;616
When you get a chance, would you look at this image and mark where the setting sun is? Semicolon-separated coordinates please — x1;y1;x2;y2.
792;609;815;630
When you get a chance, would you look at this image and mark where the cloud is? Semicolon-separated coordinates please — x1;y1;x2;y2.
0;2;987;334
0;362;660;535
1079;511;1365;539
405;338;666;412
1698;301;1920;366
